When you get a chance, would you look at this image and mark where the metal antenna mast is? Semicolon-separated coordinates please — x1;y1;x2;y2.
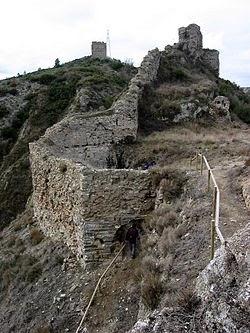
106;29;111;58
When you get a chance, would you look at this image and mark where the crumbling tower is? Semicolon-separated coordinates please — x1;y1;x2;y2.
177;23;219;76
178;23;203;54
91;41;107;59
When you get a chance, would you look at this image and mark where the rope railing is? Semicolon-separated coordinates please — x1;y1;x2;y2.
190;153;225;259
75;243;125;333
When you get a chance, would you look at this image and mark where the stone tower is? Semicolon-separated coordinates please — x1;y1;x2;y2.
91;41;107;59
177;23;219;76
178;23;203;54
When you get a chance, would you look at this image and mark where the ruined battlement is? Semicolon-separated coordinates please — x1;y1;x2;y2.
178;23;203;53
29;24;221;269
177;23;219;76
30;48;161;267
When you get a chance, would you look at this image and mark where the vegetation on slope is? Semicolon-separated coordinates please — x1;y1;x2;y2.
0;57;136;229
218;79;250;123
138;48;250;133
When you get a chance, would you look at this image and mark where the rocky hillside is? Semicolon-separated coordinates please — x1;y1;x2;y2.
0;24;249;333
0;57;136;229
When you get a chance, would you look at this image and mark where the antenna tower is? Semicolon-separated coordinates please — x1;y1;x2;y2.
106;29;111;58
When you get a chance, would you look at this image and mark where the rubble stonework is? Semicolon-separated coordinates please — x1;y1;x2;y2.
178;23;219;75
91;41;107;59
202;48;220;76
178;23;203;53
30;49;160;267
211;96;231;119
29;25;222;268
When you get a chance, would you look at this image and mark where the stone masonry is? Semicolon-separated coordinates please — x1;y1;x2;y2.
30;48;160;268
30;24;221;268
178;23;219;76
91;41;107;59
178;23;203;54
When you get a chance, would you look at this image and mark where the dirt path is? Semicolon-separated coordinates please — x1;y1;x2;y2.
212;163;249;240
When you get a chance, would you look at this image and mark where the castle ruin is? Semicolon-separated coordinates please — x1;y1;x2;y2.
91;41;107;59
177;23;219;75
30;24;222;268
30;49;161;268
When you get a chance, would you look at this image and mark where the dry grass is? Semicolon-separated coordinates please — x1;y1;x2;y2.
32;327;51;333
142;255;161;273
13;209;34;231
176;287;200;312
245;158;250;166
141;272;163;310
148;202;180;234
158;227;177;257
156;84;192;99
158;254;173;276
139;203;184;310
30;228;44;245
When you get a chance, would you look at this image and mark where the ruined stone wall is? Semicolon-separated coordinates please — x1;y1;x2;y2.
32;48;160;168
202;49;219;76
178;23;203;53
177;24;219;75
30;144;155;267
30;48;161;267
91;41;107;59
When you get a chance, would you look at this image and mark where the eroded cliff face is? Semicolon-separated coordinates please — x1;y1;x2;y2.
30;49;161;267
196;223;250;332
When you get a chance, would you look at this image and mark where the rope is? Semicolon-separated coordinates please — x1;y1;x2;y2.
75;243;125;333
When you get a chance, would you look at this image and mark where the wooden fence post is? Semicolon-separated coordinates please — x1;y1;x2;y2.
207;169;211;191
200;154;204;174
196;153;199;171
211;187;217;259
211;219;215;260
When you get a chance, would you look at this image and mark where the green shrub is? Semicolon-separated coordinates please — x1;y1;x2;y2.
1;126;17;140
0;105;8;118
30;228;44;245
218;79;250;123
172;68;189;80
0;86;18;97
110;59;123;71
30;73;57;85
103;95;114;109
141;272;163;309
233;104;250;123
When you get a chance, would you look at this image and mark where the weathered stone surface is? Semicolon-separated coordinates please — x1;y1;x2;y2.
178;23;203;54
0;80;40;129
30;48;161;267
242;179;250;209
211;96;231;120
202;49;220;76
30;146;155;266
173;95;230;123
91;41;107;59
196;223;250;332
177;24;219;76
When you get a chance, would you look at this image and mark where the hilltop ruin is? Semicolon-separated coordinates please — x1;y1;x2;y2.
29;24;223;268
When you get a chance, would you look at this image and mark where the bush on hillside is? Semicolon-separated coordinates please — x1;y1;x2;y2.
218;79;250;124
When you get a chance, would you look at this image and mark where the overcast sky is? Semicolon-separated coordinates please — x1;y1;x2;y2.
0;0;250;86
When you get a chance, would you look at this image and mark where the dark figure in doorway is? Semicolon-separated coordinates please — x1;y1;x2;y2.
125;221;140;259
